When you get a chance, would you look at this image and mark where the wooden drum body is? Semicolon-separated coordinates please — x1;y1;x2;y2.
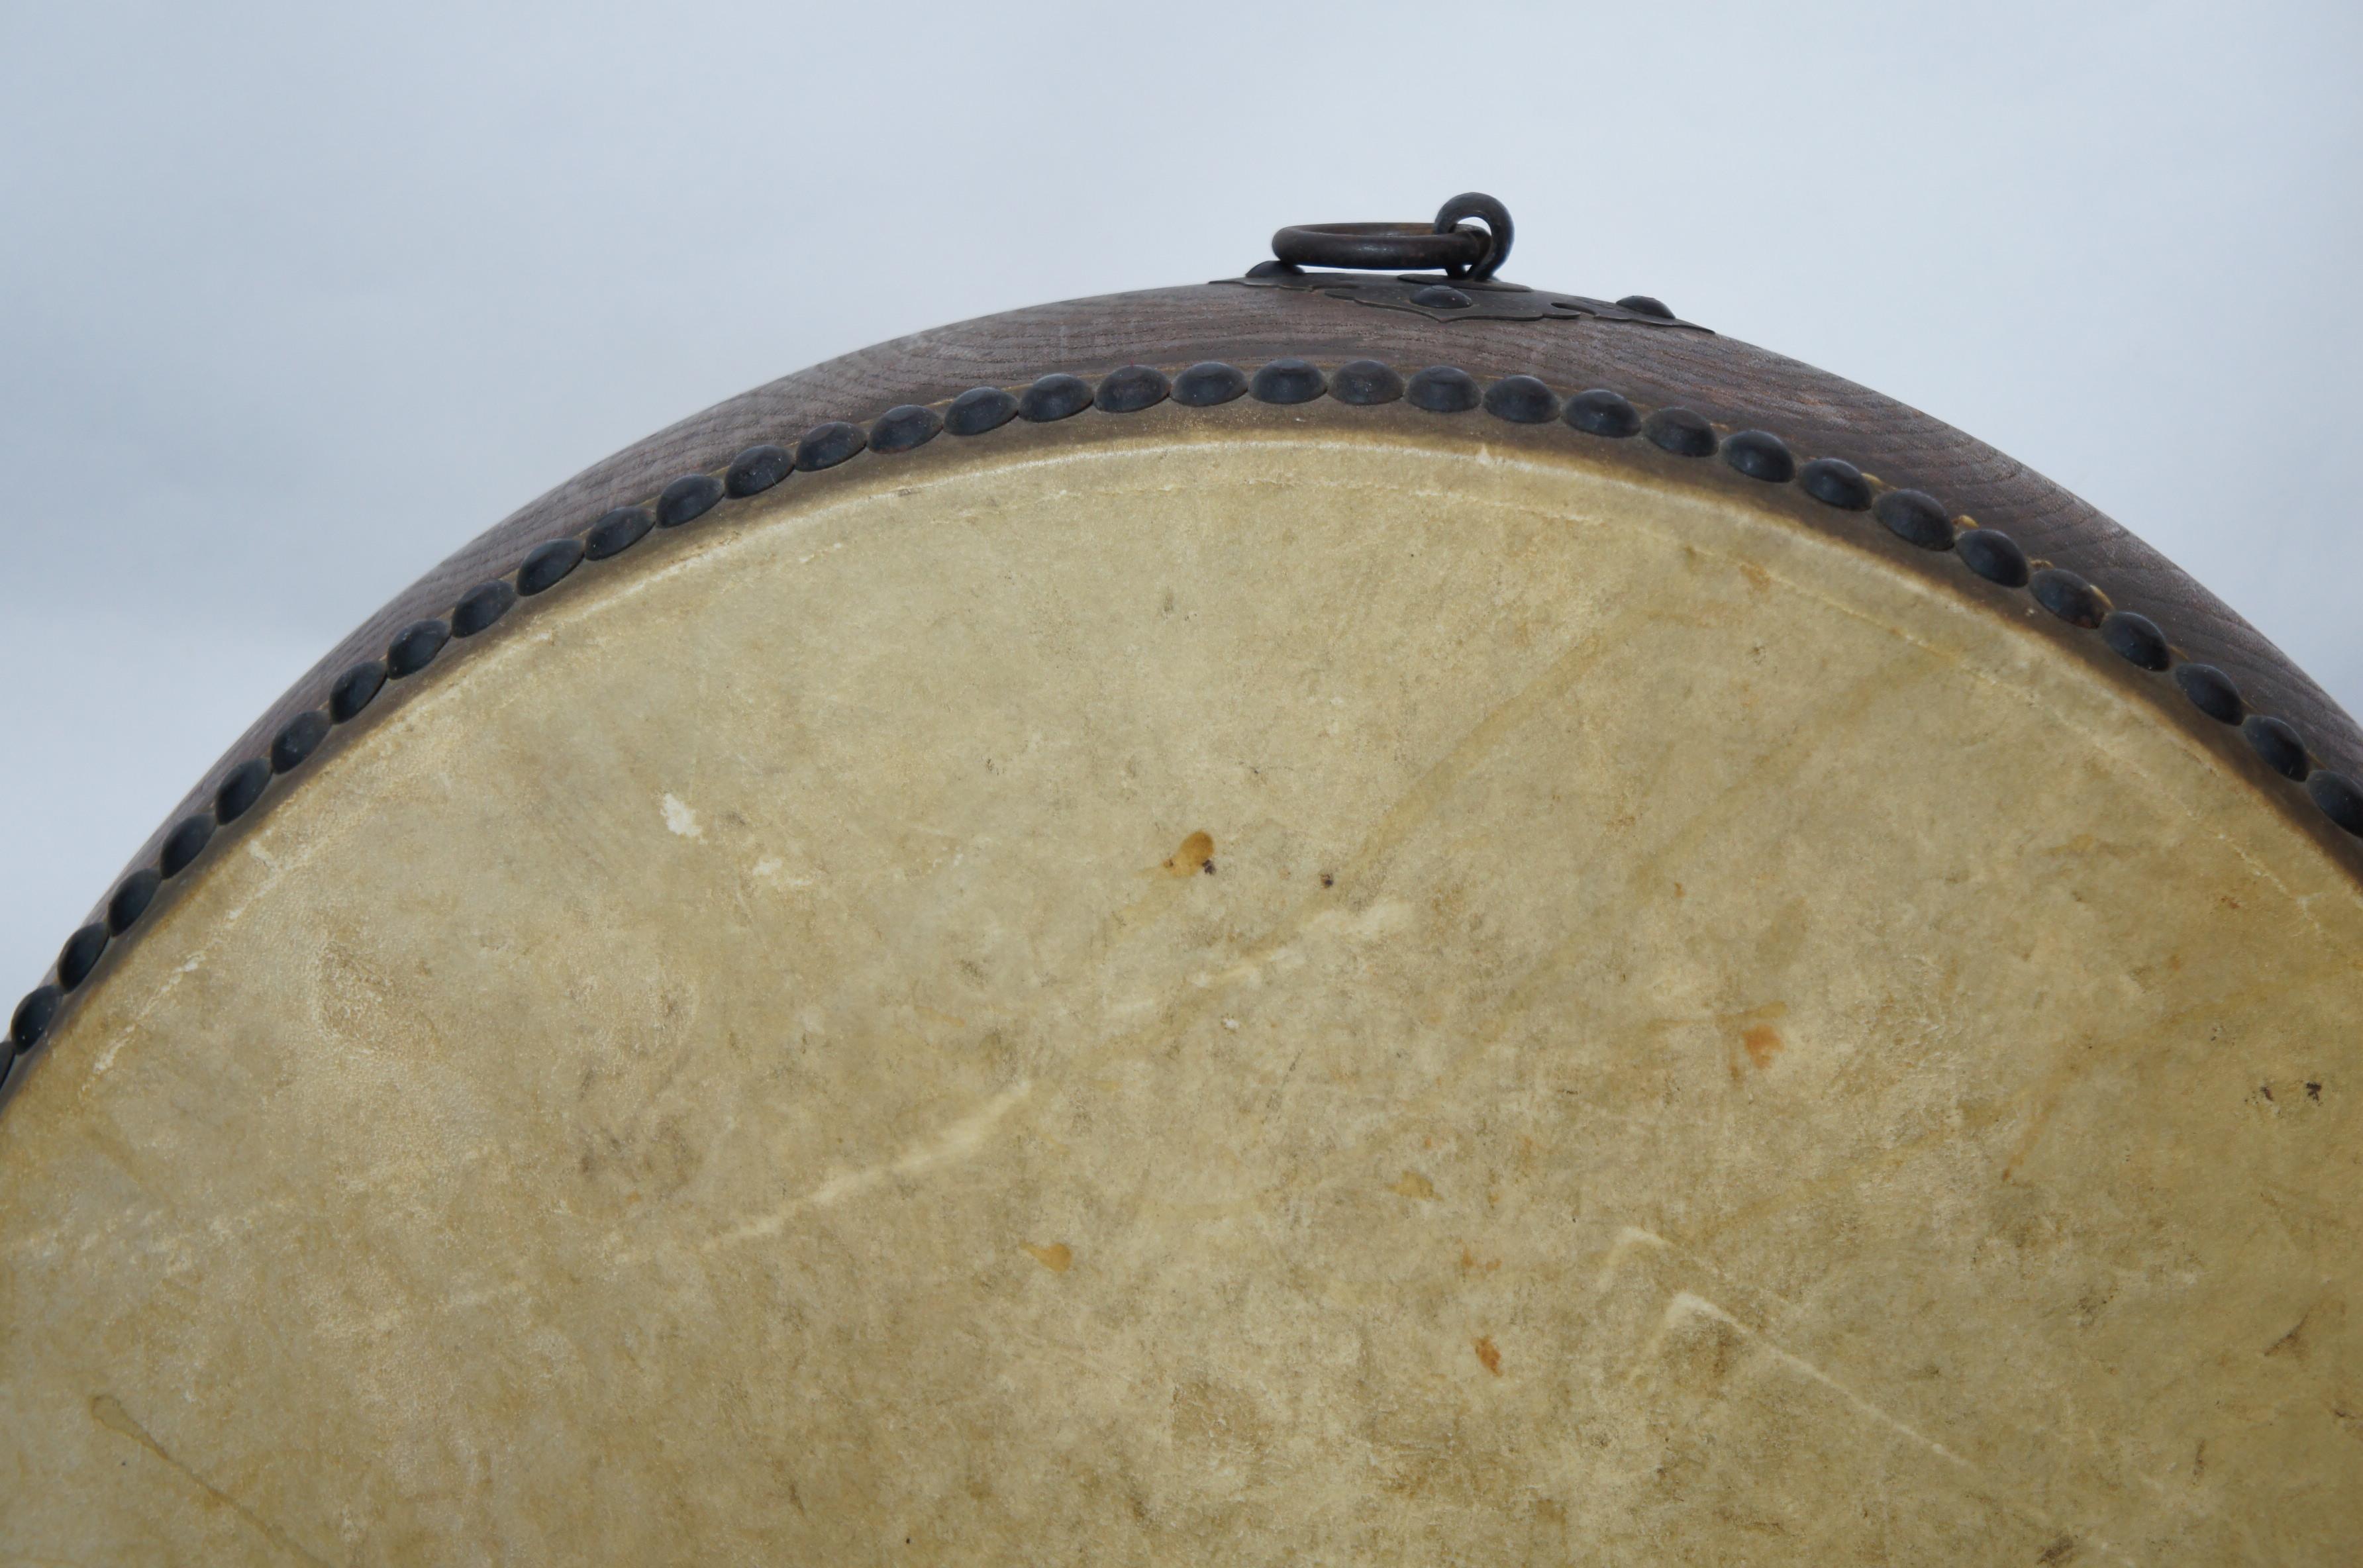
5;242;2361;1562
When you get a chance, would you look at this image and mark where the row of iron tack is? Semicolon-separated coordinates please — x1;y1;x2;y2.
10;358;2361;1085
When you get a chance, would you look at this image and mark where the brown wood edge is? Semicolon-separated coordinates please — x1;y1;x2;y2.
9;364;2362;1113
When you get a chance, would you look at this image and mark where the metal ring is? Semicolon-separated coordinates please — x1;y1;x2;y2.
1432;192;1513;281
1270;220;1488;274
1270;193;1515;281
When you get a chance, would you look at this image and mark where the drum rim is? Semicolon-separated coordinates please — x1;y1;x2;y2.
11;311;2362;1105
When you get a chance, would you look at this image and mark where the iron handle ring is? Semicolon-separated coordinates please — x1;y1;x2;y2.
1269;193;1514;281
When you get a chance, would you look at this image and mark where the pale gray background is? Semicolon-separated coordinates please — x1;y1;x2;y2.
3;0;2358;995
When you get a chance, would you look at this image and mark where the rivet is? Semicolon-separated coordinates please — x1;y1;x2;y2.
1955;528;2029;587
1617;295;1674;319
1874;489;1954;550
452;581;517;638
2100;611;2170;671
583;507;654;561
1331;360;1404;405
1095;365;1171;414
160;815;214;877
1018;373;1094;422
1642;407;1716;456
215;758;270;824
1563;389;1640;438
2029;567;2106;628
870;405;943;453
795;421;868;470
725;444;793;497
330;660;387;721
10;985;62;1053
1798;457;1871;510
107;869;161;935
1173;363;1248;407
946;386;1019;435
2310;769;2363;836
1721;430;1795;483
657;473;724;527
271;710;329;773
386;618;451;679
2173;663;2243;724
58;924;108;992
793;421;866;471
1409;285;1472;309
1250;358;1327;405
1406;366;1480;413
2242;714;2311;781
517;538;584;596
1482;375;1558;424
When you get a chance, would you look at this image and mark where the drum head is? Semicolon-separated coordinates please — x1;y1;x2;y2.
6;352;2361;1562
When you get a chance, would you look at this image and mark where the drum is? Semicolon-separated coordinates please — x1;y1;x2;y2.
7;196;2360;1563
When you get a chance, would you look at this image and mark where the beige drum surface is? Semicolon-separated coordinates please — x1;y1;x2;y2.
4;415;2361;1564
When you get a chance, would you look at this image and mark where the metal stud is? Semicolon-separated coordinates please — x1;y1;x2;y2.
2029;567;2106;629
2242;714;2311;781
1874;490;1954;550
1564;389;1640;438
725;444;793;497
870;405;943;453
583;507;654;560
452;581;517;638
160;815;214;877
1018;373;1094;422
1250;359;1326;405
1642;407;1716;456
2101;611;2170;671
271;710;329;773
1330;360;1404;405
1095;365;1170;414
330;658;387;721
11;985;61;1053
658;473;724;527
2174;662;2243;724
1798;457;1870;510
1618;295;1674;319
1721;430;1795;483
387;618;451;679
107;869;160;935
215;758;270;824
1173;363;1248;407
796;421;868;470
517;538;584;596
1409;285;1472;309
1482;375;1557;424
58;924;107;991
1955;528;2029;587
2311;769;2363;836
946;386;1019;435
1406;366;1480;413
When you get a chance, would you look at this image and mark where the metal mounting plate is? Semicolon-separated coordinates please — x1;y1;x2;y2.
1217;269;1710;331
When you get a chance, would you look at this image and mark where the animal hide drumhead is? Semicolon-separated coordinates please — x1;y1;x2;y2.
5;321;2360;1564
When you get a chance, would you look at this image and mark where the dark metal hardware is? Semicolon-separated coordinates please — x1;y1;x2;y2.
1271;192;1513;281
